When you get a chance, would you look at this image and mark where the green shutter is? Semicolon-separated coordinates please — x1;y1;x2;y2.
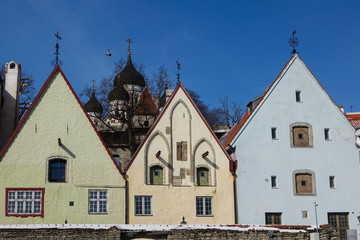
150;166;163;185
197;168;209;186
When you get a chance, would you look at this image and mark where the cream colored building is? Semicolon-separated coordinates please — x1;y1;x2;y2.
0;66;125;224
125;83;235;224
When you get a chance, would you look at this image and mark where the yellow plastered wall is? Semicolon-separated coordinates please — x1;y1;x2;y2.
0;71;125;224
127;86;234;224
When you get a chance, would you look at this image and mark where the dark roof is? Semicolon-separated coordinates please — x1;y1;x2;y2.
114;56;146;88
84;91;103;114
108;85;129;101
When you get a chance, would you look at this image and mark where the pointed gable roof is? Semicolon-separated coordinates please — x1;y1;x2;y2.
134;87;159;115
221;54;353;148
346;113;360;129
0;65;123;176
124;82;232;173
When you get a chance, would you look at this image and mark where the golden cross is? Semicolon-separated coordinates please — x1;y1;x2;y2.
126;38;133;56
91;79;95;92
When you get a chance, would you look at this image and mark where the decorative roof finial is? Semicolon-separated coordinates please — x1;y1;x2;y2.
289;30;299;54
91;79;95;93
165;73;168;90
54;32;62;65
126;38;133;56
176;60;181;84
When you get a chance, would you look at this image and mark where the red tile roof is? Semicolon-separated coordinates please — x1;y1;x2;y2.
134;87;159;115
346;113;360;129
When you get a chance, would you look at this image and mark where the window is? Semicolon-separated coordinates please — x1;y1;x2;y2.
197;167;209;186
176;141;187;161
6;188;44;217
265;212;282;225
295;91;301;102
271;128;277;139
150;165;163;185
290;123;313;148
89;190;107;214
329;176;336;189
271;176;277;188
135;196;152;215
48;158;67;182
293;170;316;195
295;173;312;193
302;211;308;218
328;213;349;240
196;196;212;216
293;127;309;147
324;128;330;140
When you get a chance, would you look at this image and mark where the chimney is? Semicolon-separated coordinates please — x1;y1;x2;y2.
0;61;21;149
154;94;160;108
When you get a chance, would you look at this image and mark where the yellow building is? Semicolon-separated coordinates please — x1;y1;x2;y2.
125;83;235;224
0;66;125;224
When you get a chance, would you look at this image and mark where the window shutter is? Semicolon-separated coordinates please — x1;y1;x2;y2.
177;142;182;160
296;174;312;193
182;141;187;161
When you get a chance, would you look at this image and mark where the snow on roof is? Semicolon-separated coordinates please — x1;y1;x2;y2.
0;224;322;233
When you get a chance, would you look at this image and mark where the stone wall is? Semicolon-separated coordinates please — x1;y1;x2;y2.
0;226;121;240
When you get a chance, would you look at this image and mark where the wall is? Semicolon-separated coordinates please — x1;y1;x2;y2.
231;55;360;231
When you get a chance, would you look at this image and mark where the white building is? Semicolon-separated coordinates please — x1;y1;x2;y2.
221;54;360;239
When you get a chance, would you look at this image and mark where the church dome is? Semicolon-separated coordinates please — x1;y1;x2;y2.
84;91;103;114
114;56;146;88
108;85;130;101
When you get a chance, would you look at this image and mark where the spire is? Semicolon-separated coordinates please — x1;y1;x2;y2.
289;30;299;54
91;79;95;93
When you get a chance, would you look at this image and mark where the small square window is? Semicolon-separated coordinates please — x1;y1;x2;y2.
271;128;277;139
302;211;308;218
69;201;74;206
298;134;303;139
271;176;277;188
301;180;306;186
325;128;330;140
329;176;335;189
295;91;301;102
154;171;159;176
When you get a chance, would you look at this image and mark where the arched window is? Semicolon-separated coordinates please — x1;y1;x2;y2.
150;165;163;185
197;167;209;186
292;169;316;195
289;123;313;148
48;159;67;182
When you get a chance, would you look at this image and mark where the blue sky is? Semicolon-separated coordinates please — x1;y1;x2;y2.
1;1;359;112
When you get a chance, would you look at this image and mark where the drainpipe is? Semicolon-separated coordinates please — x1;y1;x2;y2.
124;177;129;224
232;159;238;224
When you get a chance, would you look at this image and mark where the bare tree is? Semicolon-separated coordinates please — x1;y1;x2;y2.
219;97;244;128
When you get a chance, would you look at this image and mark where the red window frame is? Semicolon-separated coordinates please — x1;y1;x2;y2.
5;188;45;218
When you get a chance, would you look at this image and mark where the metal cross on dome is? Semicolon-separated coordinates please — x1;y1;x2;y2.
289;30;299;54
91;79;95;93
126;38;133;56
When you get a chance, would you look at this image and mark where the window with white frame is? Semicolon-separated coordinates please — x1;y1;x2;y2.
135;196;152;215
89;190;108;214
6;189;44;217
196;196;213;216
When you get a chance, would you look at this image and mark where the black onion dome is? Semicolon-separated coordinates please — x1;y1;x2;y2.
108;85;130;101
118;56;146;87
84;91;103;114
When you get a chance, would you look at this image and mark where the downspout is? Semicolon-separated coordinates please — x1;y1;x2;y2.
123;175;129;224
232;160;238;224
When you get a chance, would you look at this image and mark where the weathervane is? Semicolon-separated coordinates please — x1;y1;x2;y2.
176;60;181;84
54;32;62;65
289;30;299;54
126;39;133;56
